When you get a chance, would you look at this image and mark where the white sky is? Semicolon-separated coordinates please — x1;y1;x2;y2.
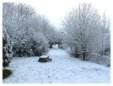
2;0;113;29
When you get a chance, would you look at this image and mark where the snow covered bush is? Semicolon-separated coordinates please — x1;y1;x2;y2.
63;3;110;61
32;32;49;56
3;27;13;67
3;69;12;79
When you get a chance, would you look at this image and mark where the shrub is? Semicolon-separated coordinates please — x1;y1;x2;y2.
3;69;12;79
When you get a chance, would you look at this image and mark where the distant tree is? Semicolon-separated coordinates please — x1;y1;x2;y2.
99;14;110;55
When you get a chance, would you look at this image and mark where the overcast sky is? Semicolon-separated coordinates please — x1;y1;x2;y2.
3;0;113;29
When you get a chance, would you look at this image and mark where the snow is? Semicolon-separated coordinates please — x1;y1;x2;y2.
39;55;49;58
3;48;110;83
52;44;59;48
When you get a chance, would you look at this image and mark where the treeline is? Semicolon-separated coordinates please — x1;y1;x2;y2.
3;2;63;67
62;3;110;65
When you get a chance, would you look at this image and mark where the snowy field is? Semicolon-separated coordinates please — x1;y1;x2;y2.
3;48;110;83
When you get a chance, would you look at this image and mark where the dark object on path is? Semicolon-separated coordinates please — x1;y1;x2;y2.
38;55;52;62
3;69;12;79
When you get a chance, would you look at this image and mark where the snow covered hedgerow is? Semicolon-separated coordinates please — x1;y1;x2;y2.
12;39;34;57
12;33;49;57
32;32;49;56
33;32;48;55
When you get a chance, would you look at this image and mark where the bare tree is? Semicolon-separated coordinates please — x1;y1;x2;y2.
63;3;110;60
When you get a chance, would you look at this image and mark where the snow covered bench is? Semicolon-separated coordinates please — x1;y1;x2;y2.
38;55;52;62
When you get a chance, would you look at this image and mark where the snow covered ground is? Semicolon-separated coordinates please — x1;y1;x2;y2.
3;48;110;83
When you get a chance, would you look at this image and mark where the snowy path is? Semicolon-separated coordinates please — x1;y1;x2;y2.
3;48;110;83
